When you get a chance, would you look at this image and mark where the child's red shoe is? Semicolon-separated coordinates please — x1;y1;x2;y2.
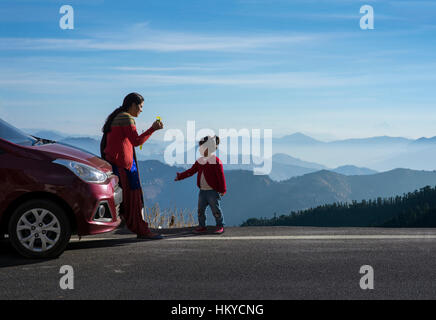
214;227;225;234
193;226;207;234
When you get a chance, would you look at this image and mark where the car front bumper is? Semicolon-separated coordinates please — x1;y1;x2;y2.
71;175;123;236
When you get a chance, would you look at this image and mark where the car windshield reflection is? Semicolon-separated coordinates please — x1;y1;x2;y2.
0;118;40;146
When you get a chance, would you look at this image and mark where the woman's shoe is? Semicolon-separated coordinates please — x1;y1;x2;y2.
193;226;207;234
137;232;164;240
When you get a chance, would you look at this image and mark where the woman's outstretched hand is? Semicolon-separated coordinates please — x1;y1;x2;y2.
152;120;164;131
174;175;180;182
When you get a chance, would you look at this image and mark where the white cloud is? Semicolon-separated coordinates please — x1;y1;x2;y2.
112;66;218;72
122;72;368;88
1;66;436;94
0;29;317;53
0;70;369;91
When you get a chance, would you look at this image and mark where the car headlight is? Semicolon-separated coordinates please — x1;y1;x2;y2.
53;159;108;183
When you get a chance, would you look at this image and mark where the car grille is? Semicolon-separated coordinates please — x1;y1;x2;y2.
114;184;123;206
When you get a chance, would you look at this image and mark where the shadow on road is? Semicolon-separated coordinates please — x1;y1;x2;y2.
66;226;218;251
66;237;139;251
115;226;220;238
0;240;55;268
0;227;218;267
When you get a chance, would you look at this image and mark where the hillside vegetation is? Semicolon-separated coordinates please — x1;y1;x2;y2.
242;185;436;227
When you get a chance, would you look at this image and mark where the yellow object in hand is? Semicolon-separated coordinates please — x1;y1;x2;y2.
140;118;161;150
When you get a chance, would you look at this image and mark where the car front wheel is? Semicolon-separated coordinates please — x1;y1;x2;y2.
8;200;72;259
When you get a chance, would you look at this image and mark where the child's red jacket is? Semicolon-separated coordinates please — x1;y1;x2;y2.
177;156;227;194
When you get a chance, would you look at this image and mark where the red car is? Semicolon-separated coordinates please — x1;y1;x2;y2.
0;118;122;258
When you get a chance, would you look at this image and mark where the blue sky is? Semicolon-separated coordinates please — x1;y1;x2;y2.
0;0;435;140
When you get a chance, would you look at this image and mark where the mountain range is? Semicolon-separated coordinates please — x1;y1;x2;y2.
26;130;379;180
25;128;436;176
137;160;436;226
271;133;436;171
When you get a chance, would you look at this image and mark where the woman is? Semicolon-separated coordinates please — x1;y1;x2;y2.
101;92;164;239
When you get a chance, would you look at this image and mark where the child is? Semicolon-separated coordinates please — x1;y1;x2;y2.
174;135;226;234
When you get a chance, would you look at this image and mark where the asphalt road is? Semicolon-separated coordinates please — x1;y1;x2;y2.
1;226;436;300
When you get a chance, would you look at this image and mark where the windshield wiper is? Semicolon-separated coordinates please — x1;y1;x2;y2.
31;136;56;146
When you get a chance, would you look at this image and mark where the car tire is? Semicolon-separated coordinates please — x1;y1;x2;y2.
8;200;71;259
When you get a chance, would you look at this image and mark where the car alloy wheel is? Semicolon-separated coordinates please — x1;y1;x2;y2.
16;208;61;252
9;200;71;259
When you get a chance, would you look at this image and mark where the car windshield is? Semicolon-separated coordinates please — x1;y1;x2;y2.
0;118;37;146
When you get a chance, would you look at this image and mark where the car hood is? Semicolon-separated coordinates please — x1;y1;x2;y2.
31;143;112;173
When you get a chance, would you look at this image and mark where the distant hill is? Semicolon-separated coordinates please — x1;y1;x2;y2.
271;133;434;171
173;151;328;181
269;164;378;181
411;137;436;146
332;165;377;176
224;153;327;181
329;136;412;146
274;132;323;145
370;146;436;171
271;153;326;170
273;133;413;147
59;137;101;156
268;162;318;181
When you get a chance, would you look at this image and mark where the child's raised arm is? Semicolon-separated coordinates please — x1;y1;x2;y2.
174;161;199;181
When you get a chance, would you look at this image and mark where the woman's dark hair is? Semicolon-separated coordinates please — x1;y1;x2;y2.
100;92;144;159
199;135;220;146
